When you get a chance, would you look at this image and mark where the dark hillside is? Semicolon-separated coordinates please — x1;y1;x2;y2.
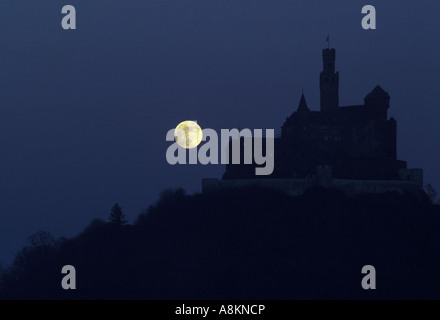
1;187;439;299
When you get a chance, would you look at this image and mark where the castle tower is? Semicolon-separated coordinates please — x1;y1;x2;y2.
364;85;390;120
320;48;339;113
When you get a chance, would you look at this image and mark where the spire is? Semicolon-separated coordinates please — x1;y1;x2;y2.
297;92;309;112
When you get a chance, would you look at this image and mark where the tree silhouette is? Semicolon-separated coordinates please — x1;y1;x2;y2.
108;203;128;225
26;230;55;248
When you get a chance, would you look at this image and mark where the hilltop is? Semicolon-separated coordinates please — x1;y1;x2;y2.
1;186;439;299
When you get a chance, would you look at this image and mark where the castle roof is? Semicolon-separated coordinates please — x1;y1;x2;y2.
365;85;390;99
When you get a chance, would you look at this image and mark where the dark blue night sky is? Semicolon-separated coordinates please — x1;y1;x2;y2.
0;0;439;264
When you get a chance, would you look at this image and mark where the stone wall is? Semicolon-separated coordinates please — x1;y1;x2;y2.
202;177;423;198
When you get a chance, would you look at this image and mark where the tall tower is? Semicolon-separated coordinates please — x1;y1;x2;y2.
320;48;339;113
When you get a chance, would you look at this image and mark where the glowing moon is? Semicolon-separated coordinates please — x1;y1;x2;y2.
174;120;203;149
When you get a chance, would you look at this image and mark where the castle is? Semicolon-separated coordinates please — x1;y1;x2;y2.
203;48;423;196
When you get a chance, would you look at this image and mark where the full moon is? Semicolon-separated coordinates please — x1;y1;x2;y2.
174;120;203;149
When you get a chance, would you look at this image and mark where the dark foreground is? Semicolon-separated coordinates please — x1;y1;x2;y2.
1;186;439;299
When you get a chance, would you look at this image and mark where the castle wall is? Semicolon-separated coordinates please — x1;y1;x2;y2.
332;179;421;195
203;177;423;198
203;178;311;196
399;168;424;187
